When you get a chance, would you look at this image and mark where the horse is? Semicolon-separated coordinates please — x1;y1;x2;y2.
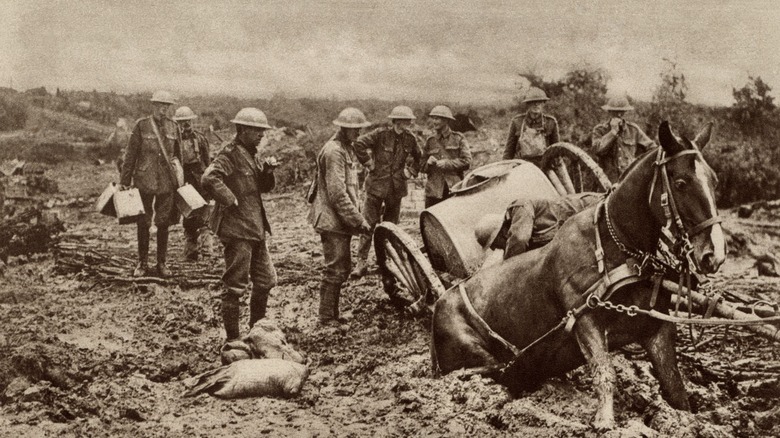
431;121;724;430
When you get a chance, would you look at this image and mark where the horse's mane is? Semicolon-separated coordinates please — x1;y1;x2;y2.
616;146;658;182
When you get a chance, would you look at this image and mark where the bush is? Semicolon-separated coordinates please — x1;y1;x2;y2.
0;96;29;131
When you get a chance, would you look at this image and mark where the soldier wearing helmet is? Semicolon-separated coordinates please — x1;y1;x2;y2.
308;108;372;325
120;90;181;278
350;105;422;278
173;106;211;261
503;87;560;167
422;105;472;207
591;96;655;182
201;107;279;342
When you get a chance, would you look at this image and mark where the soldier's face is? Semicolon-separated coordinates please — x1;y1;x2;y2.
153;102;172;118
241;126;265;147
430;117;447;131
343;128;360;142
393;119;412;132
528;102;544;115
178;120;192;131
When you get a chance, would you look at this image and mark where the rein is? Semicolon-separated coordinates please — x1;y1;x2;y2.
477;148;755;377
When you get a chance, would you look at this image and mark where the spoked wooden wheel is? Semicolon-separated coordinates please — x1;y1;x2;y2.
541;142;612;195
374;222;446;314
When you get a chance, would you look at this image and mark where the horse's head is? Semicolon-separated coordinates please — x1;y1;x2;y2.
653;121;725;274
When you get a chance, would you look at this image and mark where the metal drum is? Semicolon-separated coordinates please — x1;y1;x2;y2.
420;160;558;277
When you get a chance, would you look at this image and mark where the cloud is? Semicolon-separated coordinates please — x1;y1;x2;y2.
5;0;779;106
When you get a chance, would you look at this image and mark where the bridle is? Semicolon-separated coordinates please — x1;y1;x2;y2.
606;146;722;273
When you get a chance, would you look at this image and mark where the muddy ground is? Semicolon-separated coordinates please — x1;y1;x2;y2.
0;161;778;437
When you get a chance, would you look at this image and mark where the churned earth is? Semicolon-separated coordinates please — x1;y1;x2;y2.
0;161;778;437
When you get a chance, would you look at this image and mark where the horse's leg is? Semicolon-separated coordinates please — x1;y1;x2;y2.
574;314;615;430
640;321;690;410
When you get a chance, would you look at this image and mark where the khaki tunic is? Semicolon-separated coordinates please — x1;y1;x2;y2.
354;127;422;200
421;127;472;198
120;116;180;195
201;139;274;242
308;133;366;235
592;121;655;182
503;113;559;160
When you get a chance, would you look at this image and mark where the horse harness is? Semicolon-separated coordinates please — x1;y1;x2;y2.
455;147;778;378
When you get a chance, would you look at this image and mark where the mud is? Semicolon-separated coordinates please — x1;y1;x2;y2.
0;161;778;437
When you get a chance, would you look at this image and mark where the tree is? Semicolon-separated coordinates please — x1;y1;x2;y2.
731;76;776;135
648;59;695;136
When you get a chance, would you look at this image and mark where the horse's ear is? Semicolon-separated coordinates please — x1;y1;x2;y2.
693;121;713;149
658;121;684;154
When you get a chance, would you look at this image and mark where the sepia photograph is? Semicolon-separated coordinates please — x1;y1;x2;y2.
0;0;779;436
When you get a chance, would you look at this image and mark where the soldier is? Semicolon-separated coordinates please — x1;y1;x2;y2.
173;106;211;261
476;192;603;260
120;90;180;278
421;105;472;208
503;87;560;166
308;108;372;325
201;108;279;342
591;96;655;182
351;106;422;278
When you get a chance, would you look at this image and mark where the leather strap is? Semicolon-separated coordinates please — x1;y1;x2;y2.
149;118;181;188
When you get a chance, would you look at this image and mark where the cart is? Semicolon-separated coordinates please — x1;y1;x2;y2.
374;142;611;312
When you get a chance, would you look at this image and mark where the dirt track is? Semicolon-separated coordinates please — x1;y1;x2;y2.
0;162;778;437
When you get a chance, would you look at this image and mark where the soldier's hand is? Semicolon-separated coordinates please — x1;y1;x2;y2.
426;156;438;167
365;159;375;171
609;117;622;133
118;184;130;191
232;199;239;209
359;221;372;235
264;156;280;169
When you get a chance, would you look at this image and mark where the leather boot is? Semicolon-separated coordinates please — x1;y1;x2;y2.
222;296;241;341
184;235;199;261
249;287;270;328
350;259;368;279
318;282;340;324
156;227;171;277
134;225;150;277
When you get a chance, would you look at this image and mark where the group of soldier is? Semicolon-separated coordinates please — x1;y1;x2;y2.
118;87;655;345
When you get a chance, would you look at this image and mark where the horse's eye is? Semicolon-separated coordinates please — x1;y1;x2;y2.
674;179;687;190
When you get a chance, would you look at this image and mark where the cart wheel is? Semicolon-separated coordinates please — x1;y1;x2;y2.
374;222;446;314
541;142;612;195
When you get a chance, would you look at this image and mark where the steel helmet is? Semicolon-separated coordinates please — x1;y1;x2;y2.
231;107;272;129
475;214;505;250
428;105;455;121
150;90;176;105
173;106;197;121
333;107;371;128
387;105;416;120
522;87;549;104
602;96;634;111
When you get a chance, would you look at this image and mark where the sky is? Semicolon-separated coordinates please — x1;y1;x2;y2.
1;0;778;106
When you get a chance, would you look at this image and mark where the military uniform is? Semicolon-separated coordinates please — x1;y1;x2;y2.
120;115;181;273
502;112;559;166
421;125;472;207
491;192;603;259
592;121;654;182
202;138;277;306
309;130;370;321
353;127;422;261
179;129;211;258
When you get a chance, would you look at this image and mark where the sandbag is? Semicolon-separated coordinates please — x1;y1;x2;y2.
244;320;306;364
184;359;308;399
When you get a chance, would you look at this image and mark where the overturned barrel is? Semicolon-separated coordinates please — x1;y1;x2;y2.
420;160;557;278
